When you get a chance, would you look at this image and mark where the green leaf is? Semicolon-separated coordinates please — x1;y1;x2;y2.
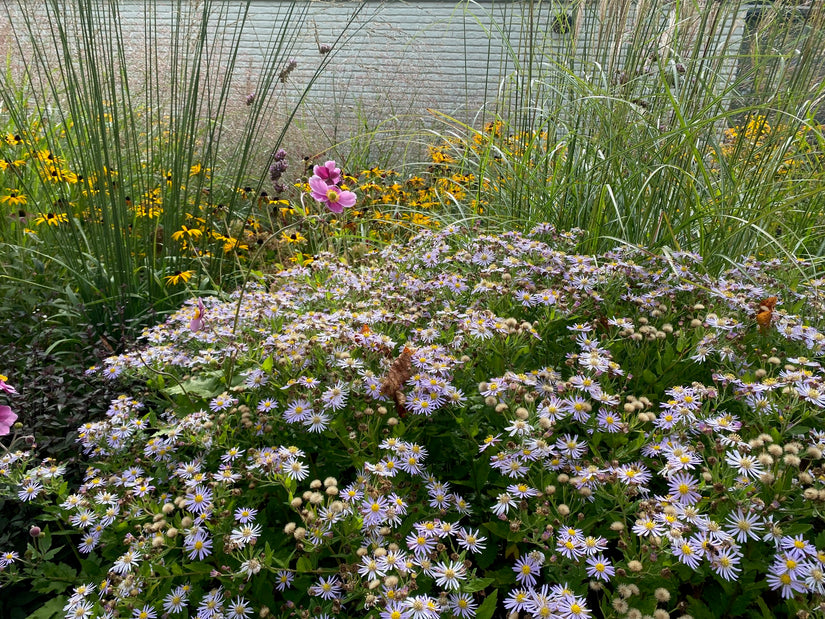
262;356;274;372
39;544;65;562
75;556;103;582
642;369;657;384
475;536;498;570
24;596;67;619
31;562;75;594
296;556;313;573
463;577;494;593
474;589;498;619
165;371;222;398
482;520;511;541
755;597;775;619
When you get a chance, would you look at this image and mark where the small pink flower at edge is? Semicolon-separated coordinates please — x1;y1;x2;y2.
190;298;206;332
312;160;342;185
0;405;17;436
308;176;356;214
0;376;16;395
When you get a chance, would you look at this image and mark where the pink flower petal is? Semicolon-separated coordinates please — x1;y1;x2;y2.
336;191;357;209
0;405;17;436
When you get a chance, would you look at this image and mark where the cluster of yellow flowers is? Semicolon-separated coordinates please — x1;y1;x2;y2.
718;115;825;176
0;124;262;287
0;116;568;283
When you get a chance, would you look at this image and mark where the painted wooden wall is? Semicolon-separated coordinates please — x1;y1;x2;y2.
0;1;752;154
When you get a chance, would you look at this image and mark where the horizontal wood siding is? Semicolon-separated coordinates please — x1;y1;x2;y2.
0;1;749;140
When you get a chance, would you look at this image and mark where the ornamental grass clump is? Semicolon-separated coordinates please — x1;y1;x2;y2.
0;0;364;343
3;225;825;617
423;0;825;263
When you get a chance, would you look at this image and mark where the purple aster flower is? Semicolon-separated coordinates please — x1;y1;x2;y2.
283;399;312;423
184;484;214;514
309;575;342;600
111;549;141;574
766;562;807;599
234;507;258;523
0;551;19;567
361;496;389;527
710;546;742;581
668;472;702;505
185;530;213;560
671;537;703;569
404;594;440;619
448;593;477;619
285;457;309;481
724;509;763;542
491;492;515;517
381;601;410;619
513;555;540;587
456;527;486;553
585;554;615;581
209;392;237;412
503;589;530;614
432;560;466;590
132;605;157;619
596;408;622;432
275;569;294;591
406;531;436;557
556;534;586;560
78;532;100;554
18;481;42;501
320;381;349;410
558;594;591;618
780;534;817;559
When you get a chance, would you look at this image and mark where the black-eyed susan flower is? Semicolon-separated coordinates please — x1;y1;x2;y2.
281;230;306;244
34;212;68;226
4;133;22;145
0;190;27;207
171;226;203;242
164;270;194;286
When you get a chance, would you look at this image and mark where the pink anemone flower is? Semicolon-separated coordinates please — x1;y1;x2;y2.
308;176;356;213
0;376;16;395
190;298;206;332
0;405;17;436
312;160;343;186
